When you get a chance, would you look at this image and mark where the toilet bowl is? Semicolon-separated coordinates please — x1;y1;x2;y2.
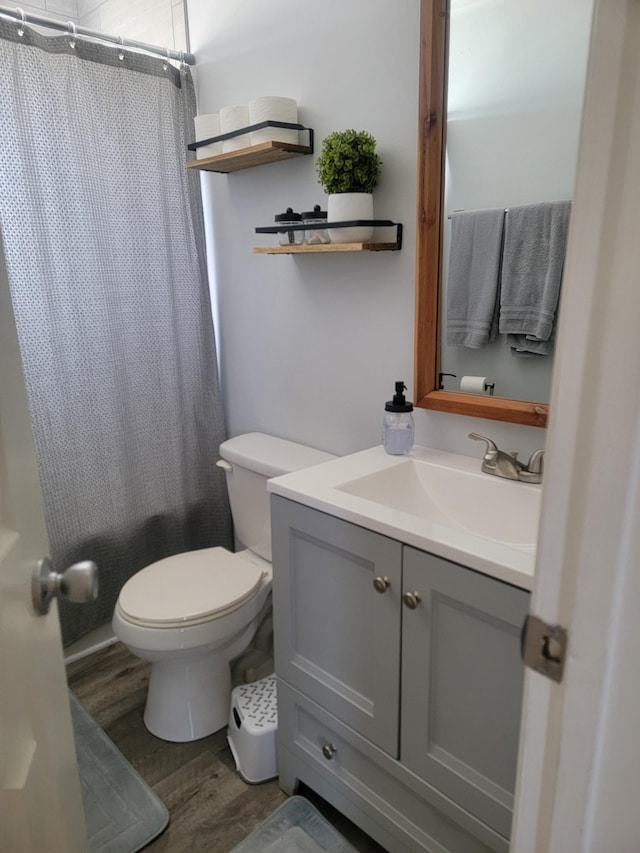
112;433;335;742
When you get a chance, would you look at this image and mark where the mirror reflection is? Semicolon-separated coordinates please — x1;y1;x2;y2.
439;0;593;404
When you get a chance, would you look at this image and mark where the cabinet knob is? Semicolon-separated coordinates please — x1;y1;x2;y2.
321;743;337;760
402;591;422;610
372;575;391;593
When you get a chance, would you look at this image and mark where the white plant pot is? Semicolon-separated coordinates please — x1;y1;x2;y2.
327;193;374;243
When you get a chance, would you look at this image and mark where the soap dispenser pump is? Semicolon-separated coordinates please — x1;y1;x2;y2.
383;381;415;455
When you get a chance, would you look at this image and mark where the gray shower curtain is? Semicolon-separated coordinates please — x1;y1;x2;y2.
0;19;233;645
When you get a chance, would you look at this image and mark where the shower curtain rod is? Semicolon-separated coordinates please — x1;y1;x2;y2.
0;5;196;64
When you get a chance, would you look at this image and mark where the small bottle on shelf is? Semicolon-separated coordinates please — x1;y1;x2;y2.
274;208;304;246
301;205;330;245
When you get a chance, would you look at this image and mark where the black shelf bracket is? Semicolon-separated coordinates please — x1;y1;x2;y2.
255;220;403;250
188;121;314;153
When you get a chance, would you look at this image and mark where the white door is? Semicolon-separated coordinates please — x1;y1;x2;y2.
0;245;86;852
511;0;640;850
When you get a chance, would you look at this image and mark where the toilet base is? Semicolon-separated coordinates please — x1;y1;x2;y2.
143;622;256;742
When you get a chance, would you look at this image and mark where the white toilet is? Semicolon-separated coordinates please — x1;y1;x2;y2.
112;432;334;742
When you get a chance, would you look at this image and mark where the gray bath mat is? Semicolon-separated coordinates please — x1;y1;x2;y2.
230;795;358;852
69;692;169;852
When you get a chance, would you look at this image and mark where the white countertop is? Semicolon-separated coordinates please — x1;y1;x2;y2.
268;444;540;591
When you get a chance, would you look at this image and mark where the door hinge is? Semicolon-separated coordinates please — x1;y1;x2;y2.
521;614;567;683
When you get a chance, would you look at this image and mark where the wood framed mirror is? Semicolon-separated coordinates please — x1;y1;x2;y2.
414;0;591;428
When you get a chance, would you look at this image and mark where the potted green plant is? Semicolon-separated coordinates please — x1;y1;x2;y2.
316;129;382;242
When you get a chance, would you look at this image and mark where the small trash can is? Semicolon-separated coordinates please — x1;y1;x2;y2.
227;674;278;784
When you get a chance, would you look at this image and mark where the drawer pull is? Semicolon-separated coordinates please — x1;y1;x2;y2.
322;743;337;760
402;591;422;610
373;575;391;593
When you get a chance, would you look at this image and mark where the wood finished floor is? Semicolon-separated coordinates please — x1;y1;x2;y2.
66;642;386;852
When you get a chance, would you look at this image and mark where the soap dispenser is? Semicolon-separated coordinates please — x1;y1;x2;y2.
383;381;414;455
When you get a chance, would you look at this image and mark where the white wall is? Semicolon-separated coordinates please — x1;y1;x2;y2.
14;0;186;52
186;0;546;460
76;0;186;52
14;0;80;25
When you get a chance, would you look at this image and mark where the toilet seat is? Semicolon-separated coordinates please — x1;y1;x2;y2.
117;547;266;629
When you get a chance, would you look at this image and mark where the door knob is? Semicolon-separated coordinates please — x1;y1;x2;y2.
32;557;99;615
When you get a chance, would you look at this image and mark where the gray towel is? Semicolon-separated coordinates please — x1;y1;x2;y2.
506;332;555;357
499;200;571;356
446;208;505;348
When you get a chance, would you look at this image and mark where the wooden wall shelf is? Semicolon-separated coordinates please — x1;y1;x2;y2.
254;220;403;253
187;140;312;174
187;121;314;173
253;242;400;254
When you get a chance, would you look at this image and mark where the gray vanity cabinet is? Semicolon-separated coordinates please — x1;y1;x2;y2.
271;495;530;853
271;494;403;756
401;546;530;840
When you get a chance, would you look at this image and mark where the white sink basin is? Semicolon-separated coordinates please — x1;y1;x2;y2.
268;444;542;591
336;457;540;548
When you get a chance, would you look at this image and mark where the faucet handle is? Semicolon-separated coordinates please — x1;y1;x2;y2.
468;433;499;455
518;449;546;483
526;449;545;474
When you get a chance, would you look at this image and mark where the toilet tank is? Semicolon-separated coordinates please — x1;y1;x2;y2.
218;433;336;562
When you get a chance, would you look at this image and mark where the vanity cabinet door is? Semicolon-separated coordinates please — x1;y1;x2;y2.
400;546;530;840
271;496;402;757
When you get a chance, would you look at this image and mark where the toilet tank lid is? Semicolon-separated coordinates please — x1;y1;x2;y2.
219;432;336;478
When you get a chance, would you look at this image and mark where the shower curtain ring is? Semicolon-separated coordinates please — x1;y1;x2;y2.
118;35;125;61
16;7;26;37
162;46;170;71
67;21;77;49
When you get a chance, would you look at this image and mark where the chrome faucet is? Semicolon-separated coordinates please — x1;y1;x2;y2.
468;433;545;483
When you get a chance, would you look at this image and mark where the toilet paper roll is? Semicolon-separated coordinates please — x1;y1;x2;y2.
194;114;222;158
219;104;250;152
460;375;490;394
248;96;298;145
194;114;220;136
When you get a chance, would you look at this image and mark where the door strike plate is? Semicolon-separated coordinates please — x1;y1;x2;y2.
521;614;567;683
